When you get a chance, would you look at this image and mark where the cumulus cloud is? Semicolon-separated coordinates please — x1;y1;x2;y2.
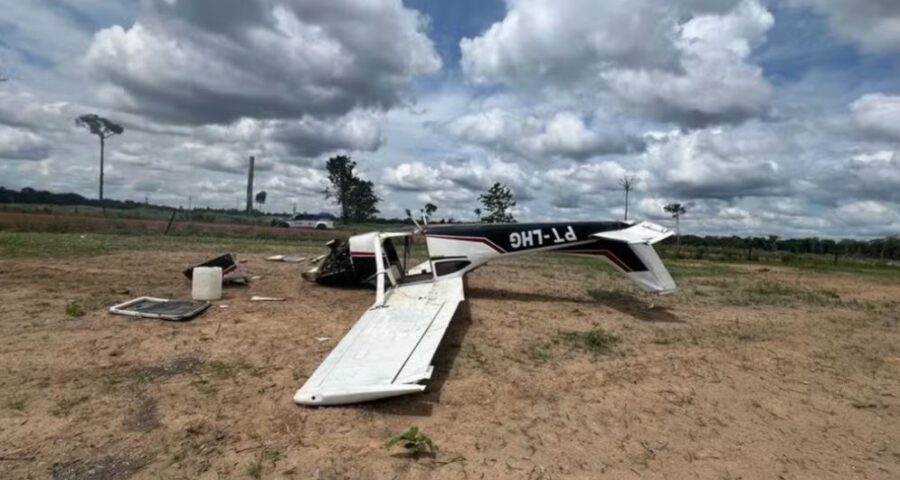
382;157;538;200
603;0;773;127
642;126;788;199
0;91;76;132
0;125;52;161
834;200;900;229
793;0;900;53
851;93;900;141
813;150;900;204
460;0;772;127
82;0;441;125
268;114;383;158
446;110;642;161
381;162;454;191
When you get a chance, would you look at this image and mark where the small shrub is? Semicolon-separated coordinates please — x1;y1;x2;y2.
386;426;438;455
559;327;619;356
65;302;86;317
7;397;27;411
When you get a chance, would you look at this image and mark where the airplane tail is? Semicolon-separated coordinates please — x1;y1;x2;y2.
590;222;677;294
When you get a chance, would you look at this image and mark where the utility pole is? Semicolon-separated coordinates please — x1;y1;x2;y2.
618;175;635;221
245;155;255;215
188;195;193;222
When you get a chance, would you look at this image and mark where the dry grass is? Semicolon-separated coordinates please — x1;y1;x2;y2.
1;233;899;479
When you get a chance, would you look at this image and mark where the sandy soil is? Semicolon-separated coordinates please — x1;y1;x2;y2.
1;245;899;479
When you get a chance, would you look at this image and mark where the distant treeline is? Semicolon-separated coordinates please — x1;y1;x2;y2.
2;187;896;260
674;234;899;261
0;186;162;211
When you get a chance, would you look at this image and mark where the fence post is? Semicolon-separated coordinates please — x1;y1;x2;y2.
164;209;177;235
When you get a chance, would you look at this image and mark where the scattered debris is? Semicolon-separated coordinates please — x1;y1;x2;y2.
250;275;263;281
109;297;210;321
315;337;331;342
250;296;286;302
184;253;248;284
266;254;307;263
191;266;223;301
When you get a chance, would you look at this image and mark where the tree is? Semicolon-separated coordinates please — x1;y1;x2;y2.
618;175;636;221
255;191;267;210
75;114;123;212
422;202;437;222
479;183;516;223
473;208;481;222
347;178;379;222
324;155;379;223
664;203;687;248
325;155;358;223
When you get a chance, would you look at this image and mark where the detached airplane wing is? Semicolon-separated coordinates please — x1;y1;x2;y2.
294;277;464;406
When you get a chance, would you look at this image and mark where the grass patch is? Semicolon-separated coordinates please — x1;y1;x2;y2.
723;280;842;307
559;327;619;357
64;301;86;317
0;231;321;259
667;261;738;278
7;397;27;411
204;360;265;380
51;395;90;417
189;360;265;396
115;357;204;386
245;448;282;479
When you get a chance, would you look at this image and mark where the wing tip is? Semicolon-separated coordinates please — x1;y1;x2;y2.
294;384;427;406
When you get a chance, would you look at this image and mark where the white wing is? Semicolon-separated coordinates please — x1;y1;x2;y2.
294;277;464;406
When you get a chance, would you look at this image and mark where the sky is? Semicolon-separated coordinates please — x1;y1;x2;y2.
0;0;899;238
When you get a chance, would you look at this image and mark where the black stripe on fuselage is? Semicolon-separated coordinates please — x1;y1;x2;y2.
425;221;648;272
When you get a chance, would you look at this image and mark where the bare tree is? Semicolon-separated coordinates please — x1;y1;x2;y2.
618;175;636;221
75;114;123;213
664;203;687;249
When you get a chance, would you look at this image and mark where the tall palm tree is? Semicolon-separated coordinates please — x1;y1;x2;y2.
75;114;124;213
664;203;687;248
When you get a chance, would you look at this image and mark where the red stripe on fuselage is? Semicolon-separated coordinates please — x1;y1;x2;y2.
564;249;632;272
350;251;375;257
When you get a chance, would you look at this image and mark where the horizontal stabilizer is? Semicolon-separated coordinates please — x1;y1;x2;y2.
591;221;673;244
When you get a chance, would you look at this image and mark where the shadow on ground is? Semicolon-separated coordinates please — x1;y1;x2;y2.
588;289;684;323
468;286;684;323
467;286;594;304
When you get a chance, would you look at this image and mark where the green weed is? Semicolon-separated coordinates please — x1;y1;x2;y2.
386;426;438;456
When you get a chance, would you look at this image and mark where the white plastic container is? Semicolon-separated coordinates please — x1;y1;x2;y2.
192;266;223;301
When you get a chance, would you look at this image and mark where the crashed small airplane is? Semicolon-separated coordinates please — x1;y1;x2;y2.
295;220;676;406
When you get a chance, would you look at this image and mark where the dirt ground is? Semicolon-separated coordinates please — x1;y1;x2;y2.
1;240;899;479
